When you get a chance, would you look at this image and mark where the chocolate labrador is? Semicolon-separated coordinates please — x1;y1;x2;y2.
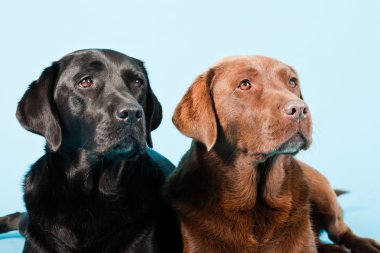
0;49;181;253
165;56;380;253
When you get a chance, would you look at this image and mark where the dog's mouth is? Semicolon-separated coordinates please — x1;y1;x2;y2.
274;132;307;155
102;136;147;160
254;131;309;162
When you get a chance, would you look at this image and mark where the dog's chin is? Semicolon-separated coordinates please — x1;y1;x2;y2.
273;132;309;156
252;132;310;162
107;146;146;160
97;138;147;160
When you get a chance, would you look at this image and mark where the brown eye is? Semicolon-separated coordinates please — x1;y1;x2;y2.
135;79;144;87
289;77;298;88
238;79;251;90
78;77;94;88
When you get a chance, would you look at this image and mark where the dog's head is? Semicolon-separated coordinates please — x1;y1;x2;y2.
16;49;162;159
173;56;312;160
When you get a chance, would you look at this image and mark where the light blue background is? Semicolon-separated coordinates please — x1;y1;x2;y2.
0;0;379;251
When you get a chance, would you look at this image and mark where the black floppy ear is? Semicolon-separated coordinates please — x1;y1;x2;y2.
172;69;217;151
16;62;62;151
145;84;163;148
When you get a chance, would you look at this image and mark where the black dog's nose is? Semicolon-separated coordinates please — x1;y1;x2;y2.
116;106;143;123
283;100;309;121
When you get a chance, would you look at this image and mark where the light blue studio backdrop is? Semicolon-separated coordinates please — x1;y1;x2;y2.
0;0;379;251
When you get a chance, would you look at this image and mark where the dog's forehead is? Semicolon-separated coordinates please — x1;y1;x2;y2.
214;56;296;79
60;49;145;74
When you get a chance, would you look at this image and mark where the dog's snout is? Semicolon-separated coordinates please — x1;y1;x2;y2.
283;100;309;120
116;106;143;123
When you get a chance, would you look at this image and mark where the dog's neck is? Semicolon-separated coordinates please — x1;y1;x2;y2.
191;141;293;211
45;148;143;196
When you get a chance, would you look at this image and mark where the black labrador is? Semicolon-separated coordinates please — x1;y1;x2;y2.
0;49;181;253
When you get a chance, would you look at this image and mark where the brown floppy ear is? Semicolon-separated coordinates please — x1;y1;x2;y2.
16;62;62;151
145;83;163;148
172;69;217;151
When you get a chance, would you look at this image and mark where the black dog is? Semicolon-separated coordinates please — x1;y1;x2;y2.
0;49;181;253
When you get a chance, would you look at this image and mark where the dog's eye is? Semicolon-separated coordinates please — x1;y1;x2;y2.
78;77;94;88
135;79;144;87
238;79;251;90
289;77;298;88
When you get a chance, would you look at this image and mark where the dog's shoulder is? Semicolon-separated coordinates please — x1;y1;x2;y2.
24;155;48;190
146;148;176;177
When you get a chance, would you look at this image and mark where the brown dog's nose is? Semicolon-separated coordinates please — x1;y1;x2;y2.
116;106;143;123
283;100;309;121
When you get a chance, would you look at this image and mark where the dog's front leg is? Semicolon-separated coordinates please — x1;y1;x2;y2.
297;159;380;253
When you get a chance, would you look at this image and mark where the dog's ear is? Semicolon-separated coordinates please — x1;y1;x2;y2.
145;84;163;148
172;69;217;151
135;60;162;148
16;62;62;152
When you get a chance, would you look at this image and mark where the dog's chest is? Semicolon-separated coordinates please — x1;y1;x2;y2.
216;169;313;252
209;197;313;253
250;169;312;248
24;160;162;252
28;194;157;252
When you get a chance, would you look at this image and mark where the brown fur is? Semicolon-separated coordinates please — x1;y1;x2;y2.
166;56;380;253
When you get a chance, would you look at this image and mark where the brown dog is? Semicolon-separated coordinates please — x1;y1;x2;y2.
165;56;380;253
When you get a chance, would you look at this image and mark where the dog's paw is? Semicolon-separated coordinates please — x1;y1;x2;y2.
349;238;380;253
318;244;349;253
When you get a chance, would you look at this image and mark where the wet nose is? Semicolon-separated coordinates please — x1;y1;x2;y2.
283;100;309;121
116;106;143;123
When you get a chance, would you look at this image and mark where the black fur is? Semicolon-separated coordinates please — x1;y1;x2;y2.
0;49;181;253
